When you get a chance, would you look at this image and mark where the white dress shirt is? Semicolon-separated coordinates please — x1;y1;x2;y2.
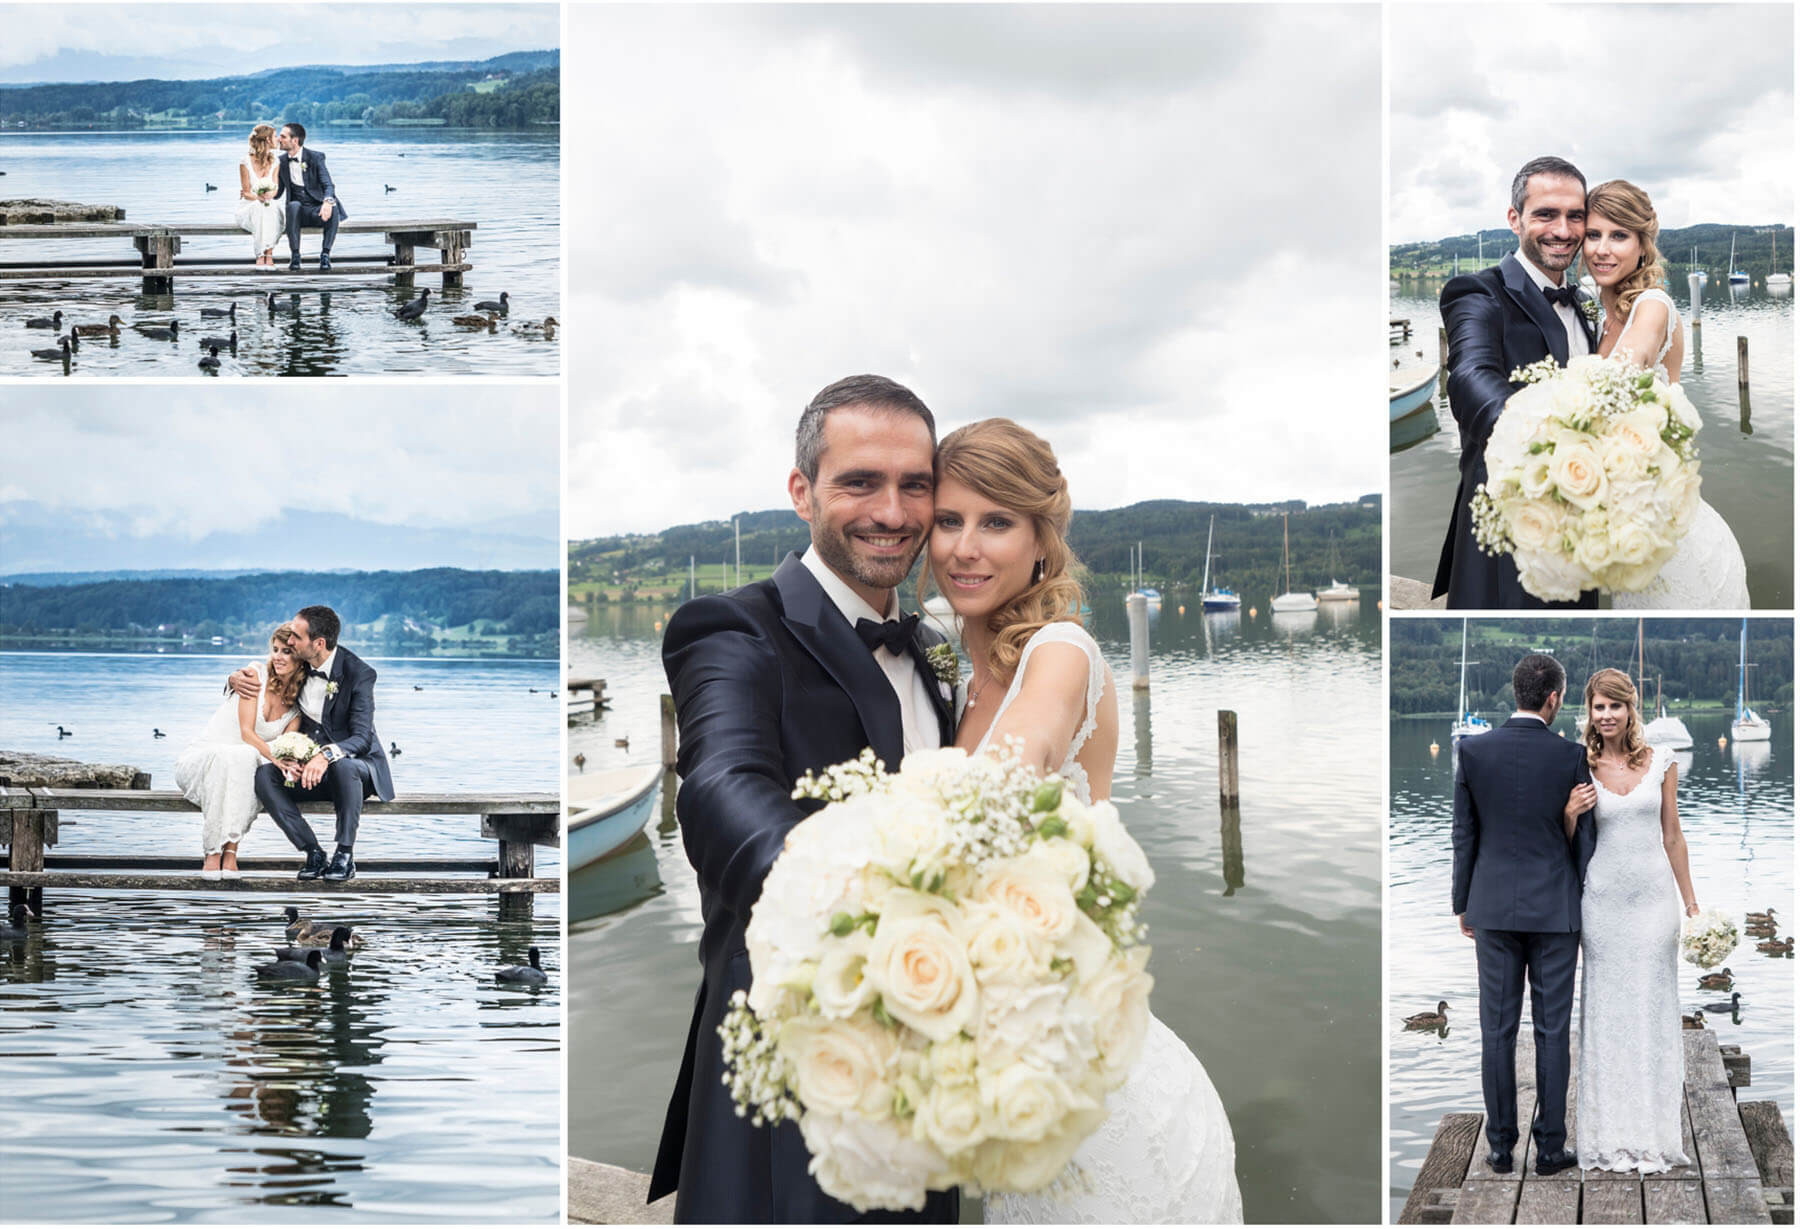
1511;251;1590;359
299;647;336;723
1509;711;1548;725
288;149;306;187
800;547;941;757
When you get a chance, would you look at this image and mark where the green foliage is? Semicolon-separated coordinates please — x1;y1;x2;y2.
1389;619;1793;718
1391;225;1795;282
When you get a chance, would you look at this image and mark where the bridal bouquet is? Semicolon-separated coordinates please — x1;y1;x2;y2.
1681;909;1738;969
718;745;1156;1212
266;732;320;788
1469;354;1703;601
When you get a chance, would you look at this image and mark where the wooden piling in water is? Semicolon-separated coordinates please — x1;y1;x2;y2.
1738;336;1750;389
1126;593;1150;691
1218;710;1239;807
1440;326;1449;370
660;694;678;768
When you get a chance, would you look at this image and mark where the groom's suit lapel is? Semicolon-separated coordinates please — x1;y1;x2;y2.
908;627;956;747
1502;252;1571;366
773;554;906;770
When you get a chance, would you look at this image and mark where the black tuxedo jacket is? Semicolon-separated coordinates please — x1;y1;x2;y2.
303;646;392;799
1433;254;1599;609
1452;716;1596;932
275;148;348;218
649;552;958;1223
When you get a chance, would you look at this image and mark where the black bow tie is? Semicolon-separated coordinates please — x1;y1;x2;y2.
856;615;920;656
1543;284;1580;308
306;665;327;679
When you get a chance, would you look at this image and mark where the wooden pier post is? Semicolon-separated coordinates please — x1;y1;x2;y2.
660;694;678;768
391;235;416;287
483;809;559;921
1218;710;1240;807
1219;801;1244;896
1126;593;1150;691
1439;326;1449;370
1738;335;1750;389
439;229;470;289
134;230;178;294
7;802;54;914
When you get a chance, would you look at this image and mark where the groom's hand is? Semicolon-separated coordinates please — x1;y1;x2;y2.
1458;913;1475;940
227;664;260;699
320;200;334;221
300;754;328;789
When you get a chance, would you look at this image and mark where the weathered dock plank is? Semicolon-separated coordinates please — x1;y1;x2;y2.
1705;1178;1775;1225
0;871;557;893
1402;1112;1482;1224
1741;1101;1795;1225
568;1158;673;1225
1452;1179;1521;1224
1686;1031;1762;1181
1515;1181;1581;1224
1643;1180;1706;1225
1583;1182;1644;1224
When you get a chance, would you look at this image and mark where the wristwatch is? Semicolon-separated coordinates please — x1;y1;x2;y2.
322;745;342;765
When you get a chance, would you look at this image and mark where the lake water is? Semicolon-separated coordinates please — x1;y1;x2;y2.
0;129;559;377
567;595;1385;1224
0;651;562;1222
1389;279;1794;607
1387;710;1795;1222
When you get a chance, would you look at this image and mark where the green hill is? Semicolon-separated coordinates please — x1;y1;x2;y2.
1391;224;1792;283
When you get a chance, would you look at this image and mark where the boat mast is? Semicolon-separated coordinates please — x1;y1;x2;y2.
1459;619;1469;723
1738;618;1748;719
1202;516;1215;595
1283;514;1292;593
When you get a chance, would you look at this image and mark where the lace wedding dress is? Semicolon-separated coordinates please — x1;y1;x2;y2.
1576;744;1689;1173
234;156;285;256
977;621;1244;1224
1604;288;1751;609
174;664;297;854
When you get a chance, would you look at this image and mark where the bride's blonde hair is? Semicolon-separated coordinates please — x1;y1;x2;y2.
265;622;305;708
1584;667;1651;770
1586;179;1665;321
248;124;277;167
924;418;1085;684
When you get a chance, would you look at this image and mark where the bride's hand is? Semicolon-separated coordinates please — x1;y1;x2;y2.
1565;782;1597;823
1685;901;1700;917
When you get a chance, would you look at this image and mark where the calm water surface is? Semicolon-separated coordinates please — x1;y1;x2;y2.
0;651;562;1222
567;596;1384;1224
0;130;559;377
1390;280;1794;607
1387;710;1795;1221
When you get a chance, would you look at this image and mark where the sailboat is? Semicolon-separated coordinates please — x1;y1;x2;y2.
1638;619;1692;750
1731;618;1771;742
1271;514;1317;612
1451;619;1490;740
1728;233;1750;286
1766;230;1791;289
1124;542;1161;609
1317;532;1358;602
1199;516;1241;611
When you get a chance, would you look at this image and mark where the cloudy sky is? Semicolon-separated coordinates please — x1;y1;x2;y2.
0;389;559;574
1391;3;1793;241
0;4;558;83
567;4;1381;538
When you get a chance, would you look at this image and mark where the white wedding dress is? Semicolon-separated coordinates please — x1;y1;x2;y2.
233;157;285;256
173;664;296;854
1576;744;1689;1173
1605;288;1751;610
977;621;1244;1224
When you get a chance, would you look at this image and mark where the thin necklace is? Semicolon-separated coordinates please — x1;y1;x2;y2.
966;671;995;708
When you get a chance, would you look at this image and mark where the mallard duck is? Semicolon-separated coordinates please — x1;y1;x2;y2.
573;752;586;772
71;314;123;337
282;906;315;941
254;949;322;981
496;947;549;985
1744;907;1777;924
394;288;430;321
297;923;365;951
1403;1000;1449;1028
615;736;630;749
451;314;496;330
1746;923;1778;939
1697;967;1733;990
1755;936;1793;955
1681;1010;1705;1029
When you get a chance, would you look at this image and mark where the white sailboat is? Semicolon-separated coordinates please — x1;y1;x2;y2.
1270;513;1317;612
1317;532;1358;602
1199;515;1241;611
1766;230;1790;288
1637;620;1691;749
1731;618;1771;742
1451;619;1490;740
1123;542;1161;609
1728;233;1750;286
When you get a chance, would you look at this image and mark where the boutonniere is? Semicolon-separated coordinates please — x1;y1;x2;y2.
925;642;960;688
325;681;339;697
1580;299;1599;324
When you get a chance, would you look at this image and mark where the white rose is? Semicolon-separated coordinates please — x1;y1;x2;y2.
1606;519;1662;569
977;980;1092;1082
1057;910;1114;982
897;746;973;787
1022;835;1090;894
965;902;1051;983
780;1011;899;1118
747;800;883;1011
1078;947;1153;1080
1550;434;1608;510
1515;549;1592;603
866;890;979;1042
813;931;877;1019
913;1078;987;1156
1665;383;1702;432
980;1060;1096;1144
1518;453;1555;499
1607;407;1666;458
1573;529;1614;574
872;793;954;882
1505;499;1564;554
928;1034;980;1085
800;1110;947;1212
1088;802;1154;894
980;860;1080;944
969;1114;1103;1194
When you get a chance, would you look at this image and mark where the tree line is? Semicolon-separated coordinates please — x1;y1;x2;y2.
1390;619;1792;718
1392;224;1793;281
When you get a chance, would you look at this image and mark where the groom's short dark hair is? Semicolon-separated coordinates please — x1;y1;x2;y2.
1511;156;1585;213
1512;653;1566;712
285;121;306;145
795;374;936;482
297;604;340;649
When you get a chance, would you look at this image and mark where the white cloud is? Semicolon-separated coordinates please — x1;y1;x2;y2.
568;4;1382;537
1391;3;1793;240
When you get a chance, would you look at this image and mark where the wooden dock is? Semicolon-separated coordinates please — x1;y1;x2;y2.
2;786;558;915
568;1158;673;1225
0;218;475;293
567;676;608;719
1400;1029;1792;1224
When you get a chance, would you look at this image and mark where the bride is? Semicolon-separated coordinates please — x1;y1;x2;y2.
925;418;1243;1223
173;622;304;878
1583;179;1750;608
234;123;285;269
1576;668;1697;1173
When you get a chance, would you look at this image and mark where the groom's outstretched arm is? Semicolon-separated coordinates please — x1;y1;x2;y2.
1451;753;1478;917
1441;277;1518;455
663;596;803;922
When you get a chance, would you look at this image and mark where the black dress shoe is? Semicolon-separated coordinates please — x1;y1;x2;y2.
1535;1147;1578;1175
322;850;355;883
318;253;332;270
288;256;301;271
1488;1148;1513;1173
296;848;328;881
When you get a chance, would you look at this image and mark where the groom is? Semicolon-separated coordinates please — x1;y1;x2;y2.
1453;653;1597;1175
650;375;959;1223
275;122;347;271
1433;155;1600;609
231;604;393;882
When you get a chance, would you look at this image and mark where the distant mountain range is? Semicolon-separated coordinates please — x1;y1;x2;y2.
0;504;559;577
1392;223;1794;280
